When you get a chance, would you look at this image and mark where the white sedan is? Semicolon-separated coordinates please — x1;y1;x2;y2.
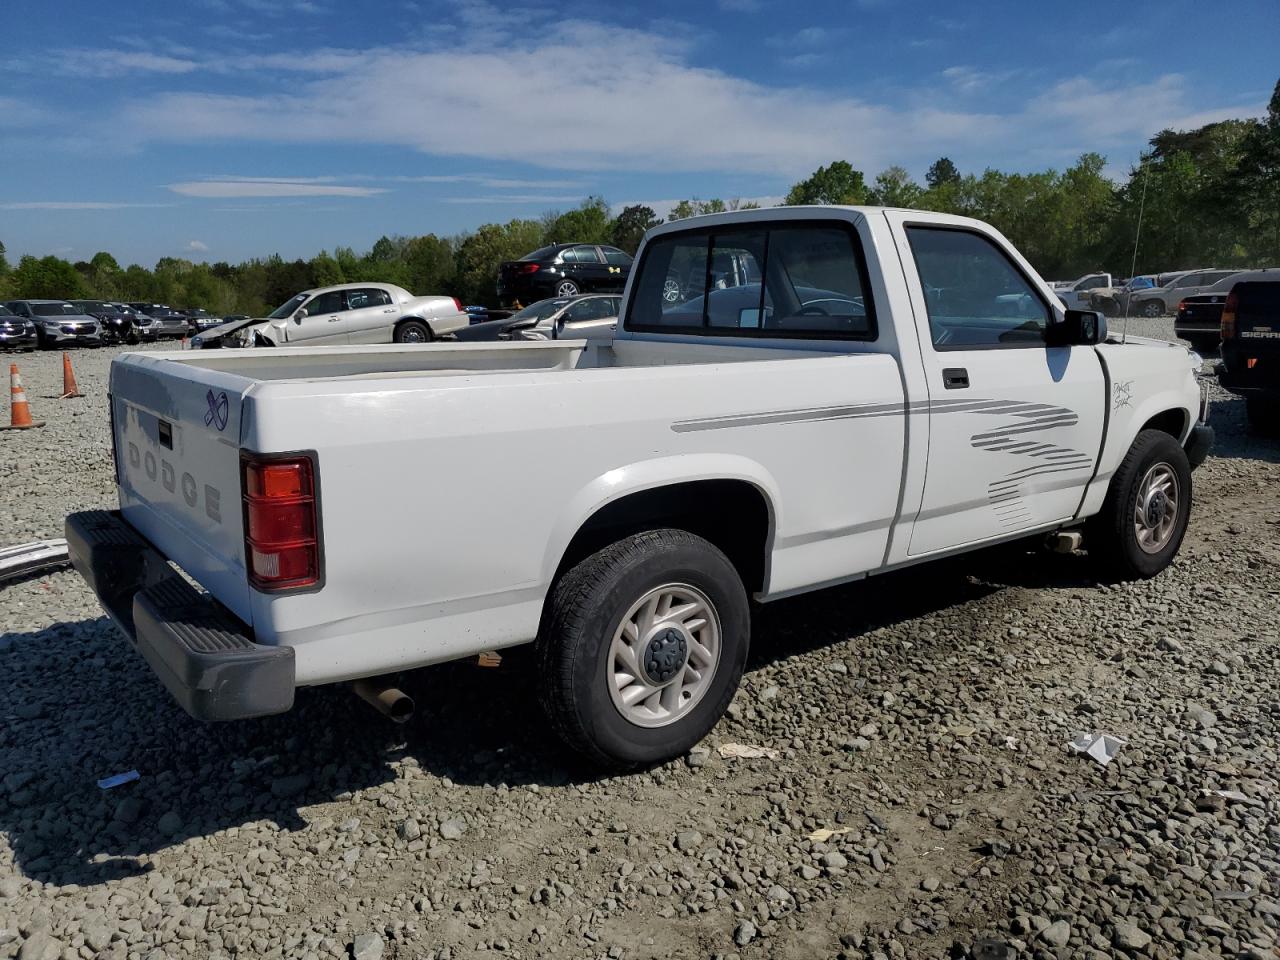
191;283;468;348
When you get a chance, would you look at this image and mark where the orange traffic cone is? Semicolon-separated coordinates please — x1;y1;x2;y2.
60;352;83;399
2;363;44;430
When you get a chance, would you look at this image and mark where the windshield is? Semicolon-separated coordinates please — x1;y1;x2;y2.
79;301;121;315
0;305;13;317
268;294;309;320
509;298;570;322
32;303;76;316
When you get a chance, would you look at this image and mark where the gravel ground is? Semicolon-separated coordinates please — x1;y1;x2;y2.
1;328;1278;960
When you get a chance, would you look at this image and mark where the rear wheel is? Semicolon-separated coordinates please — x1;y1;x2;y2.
1086;429;1191;580
537;529;750;768
555;279;581;297
1141;299;1164;318
394;320;432;344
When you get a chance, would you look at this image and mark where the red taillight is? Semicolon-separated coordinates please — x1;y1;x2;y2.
1176;300;1186;314
1221;291;1238;340
241;453;321;591
452;297;465;313
519;263;540;274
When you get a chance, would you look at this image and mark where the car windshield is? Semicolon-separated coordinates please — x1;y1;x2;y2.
519;246;557;262
268;294;309;320
81;302;121;314
509;298;571;322
0;305;13;316
32;304;75;316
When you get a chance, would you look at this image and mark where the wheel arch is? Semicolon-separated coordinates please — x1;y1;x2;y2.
543;456;780;597
393;316;432;340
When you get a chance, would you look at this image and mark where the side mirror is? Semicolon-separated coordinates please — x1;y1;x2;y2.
293;308;307;322
1047;309;1107;347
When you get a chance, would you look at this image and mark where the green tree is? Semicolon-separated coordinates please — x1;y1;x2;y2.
1234;78;1280;263
926;157;961;189
668;198;727;220
784;161;867;205
609;205;662;254
402;234;456;294
455;219;545;306
10;255;88;299
543;196;612;245
867;166;924;208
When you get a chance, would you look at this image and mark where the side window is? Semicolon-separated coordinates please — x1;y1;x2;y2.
626;222;875;338
906;227;1050;349
1204;271;1234;285
603;248;632;266
558;248;579;264
573;245;602;264
345;288;389;309
305;291;346;315
1174;273;1202;288
1079;276;1107;290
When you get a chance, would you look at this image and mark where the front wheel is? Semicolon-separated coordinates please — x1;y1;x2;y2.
537;529;750;768
394;320;432;344
1141;300;1164;318
1086;429;1191;580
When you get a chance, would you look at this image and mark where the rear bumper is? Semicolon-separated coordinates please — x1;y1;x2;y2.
65;510;294;721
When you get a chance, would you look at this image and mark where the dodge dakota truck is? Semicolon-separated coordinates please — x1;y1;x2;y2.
67;207;1212;768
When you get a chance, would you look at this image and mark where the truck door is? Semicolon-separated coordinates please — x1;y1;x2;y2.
885;213;1106;557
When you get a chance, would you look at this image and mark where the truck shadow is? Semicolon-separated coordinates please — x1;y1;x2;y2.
0;545;1095;888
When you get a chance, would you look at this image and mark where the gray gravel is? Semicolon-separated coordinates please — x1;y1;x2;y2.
2;330;1278;959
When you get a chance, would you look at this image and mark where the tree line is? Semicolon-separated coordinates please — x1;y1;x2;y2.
2;79;1276;314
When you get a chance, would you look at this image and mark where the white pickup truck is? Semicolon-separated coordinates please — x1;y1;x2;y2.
67;207;1212;768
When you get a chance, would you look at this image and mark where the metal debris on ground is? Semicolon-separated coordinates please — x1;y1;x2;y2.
97;770;141;789
807;826;855;842
1069;731;1127;766
718;743;780;761
0;539;70;582
476;651;502;668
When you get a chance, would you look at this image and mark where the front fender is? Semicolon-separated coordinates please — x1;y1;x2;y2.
539;454;782;586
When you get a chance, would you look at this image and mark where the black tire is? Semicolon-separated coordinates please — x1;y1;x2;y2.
537;528;750;769
1141;299;1164;318
554;279;581;298
394;320;432;344
1246;395;1280;434
1086;429;1192;581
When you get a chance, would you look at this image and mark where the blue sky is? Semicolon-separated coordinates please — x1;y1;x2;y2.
1;0;1275;267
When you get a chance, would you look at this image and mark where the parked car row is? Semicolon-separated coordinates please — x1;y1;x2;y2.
0;299;214;350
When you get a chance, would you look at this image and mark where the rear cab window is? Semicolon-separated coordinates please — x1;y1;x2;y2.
626;220;876;340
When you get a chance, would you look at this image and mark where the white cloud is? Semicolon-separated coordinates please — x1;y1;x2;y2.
48;50;199;76
104;24;1264;181
0;201;173;210
167;178;388;198
186;240;210;251
440;194;585;204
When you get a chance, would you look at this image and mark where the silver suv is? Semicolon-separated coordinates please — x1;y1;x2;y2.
1129;269;1242;318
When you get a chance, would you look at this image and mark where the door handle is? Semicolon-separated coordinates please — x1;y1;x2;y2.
328;316;341;322
383;308;396;313
942;367;969;390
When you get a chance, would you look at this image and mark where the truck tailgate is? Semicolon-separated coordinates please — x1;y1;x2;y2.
110;355;254;623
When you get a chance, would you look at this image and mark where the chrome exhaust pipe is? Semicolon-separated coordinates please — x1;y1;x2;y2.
353;676;415;723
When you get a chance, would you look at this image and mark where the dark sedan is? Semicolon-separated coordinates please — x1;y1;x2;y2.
0;304;38;350
497;243;632;306
1175;268;1280;351
72;301;135;344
